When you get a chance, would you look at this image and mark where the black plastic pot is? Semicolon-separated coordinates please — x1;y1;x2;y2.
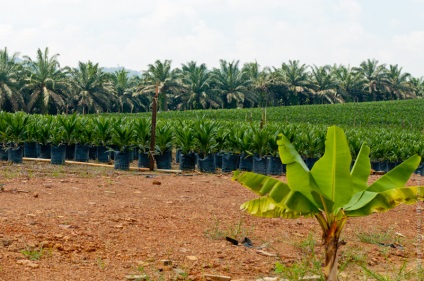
198;154;216;173
154;150;172;169
38;144;51;159
89;146;97;160
114;151;131;170
0;146;8;161
253;156;267;175
414;162;424;175
305;157;319;170
371;161;380;171
175;149;181;164
24;142;38;158
179;152;196;170
267;156;284;176
97;146;110;163
215;153;223;168
239;153;253;171
222;153;240;172
75;144;90;162
379;161;389;173
51;145;66;165
65;144;75;160
138;151;150;168
132;147;139;161
8;146;23;163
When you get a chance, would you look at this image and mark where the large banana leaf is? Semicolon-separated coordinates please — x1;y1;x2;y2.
367;155;421;193
310;126;354;210
345;186;422;217
241;197;315;219
277;134;324;209
233;171;320;216
350;143;371;193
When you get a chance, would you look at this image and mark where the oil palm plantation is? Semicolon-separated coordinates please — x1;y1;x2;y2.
0;47;25;112
110;69;143;113
409;76;424;98
274;60;311;105
308;65;341;104
180;61;221;110
22;47;71;114
68;61;116;114
354;59;387;101
243;62;273;107
331;64;366;102
137;60;181;111
212;60;254;109
382;64;414;100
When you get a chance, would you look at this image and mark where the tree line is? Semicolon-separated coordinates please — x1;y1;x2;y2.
1;47;423;115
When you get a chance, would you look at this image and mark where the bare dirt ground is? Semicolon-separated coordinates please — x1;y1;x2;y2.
0;161;423;281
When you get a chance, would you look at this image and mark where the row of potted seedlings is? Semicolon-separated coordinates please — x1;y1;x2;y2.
0;112;422;175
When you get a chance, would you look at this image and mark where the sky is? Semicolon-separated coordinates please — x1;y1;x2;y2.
2;0;424;77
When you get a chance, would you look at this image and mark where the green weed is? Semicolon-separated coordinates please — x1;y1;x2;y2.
204;216;253;241
20;246;44;261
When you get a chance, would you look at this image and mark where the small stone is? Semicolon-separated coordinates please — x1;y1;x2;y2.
255;278;277;281
256;250;277;257
125;274;147;280
16;259;39;268
301;275;321;281
159;259;172;266
114;224;124;229
203;274;231;281
2;239;12;247
152;180;161;185
54;243;64;251
186;256;198;261
33;193;39;198
58;224;72;229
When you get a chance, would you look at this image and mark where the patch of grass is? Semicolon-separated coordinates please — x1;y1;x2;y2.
204;216;254;241
96;256;107;270
339;245;367;272
360;261;418;281
356;228;401;246
20;246;44;261
274;233;323;280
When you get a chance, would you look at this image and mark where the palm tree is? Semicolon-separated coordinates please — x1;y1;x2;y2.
274;60;311;105
0;47;25;112
180;61;221;110
137;60;181;111
22;47;71;114
409;76;424;98
243;62;273;107
68;61;116;114
212;60;254;109
354;59;386;101
110;69;144;113
382;64;414;100
331;64;366;102
308;65;341;104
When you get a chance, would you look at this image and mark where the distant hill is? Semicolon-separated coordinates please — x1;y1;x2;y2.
102;67;141;77
13;56;142;77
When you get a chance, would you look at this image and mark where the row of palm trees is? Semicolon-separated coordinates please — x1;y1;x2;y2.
1;47;423;114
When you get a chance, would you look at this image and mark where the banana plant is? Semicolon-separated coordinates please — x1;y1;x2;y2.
233;125;423;281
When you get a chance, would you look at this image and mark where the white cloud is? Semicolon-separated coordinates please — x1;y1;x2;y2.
1;0;423;76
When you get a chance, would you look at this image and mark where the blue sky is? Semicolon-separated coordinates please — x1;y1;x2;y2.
2;0;424;76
